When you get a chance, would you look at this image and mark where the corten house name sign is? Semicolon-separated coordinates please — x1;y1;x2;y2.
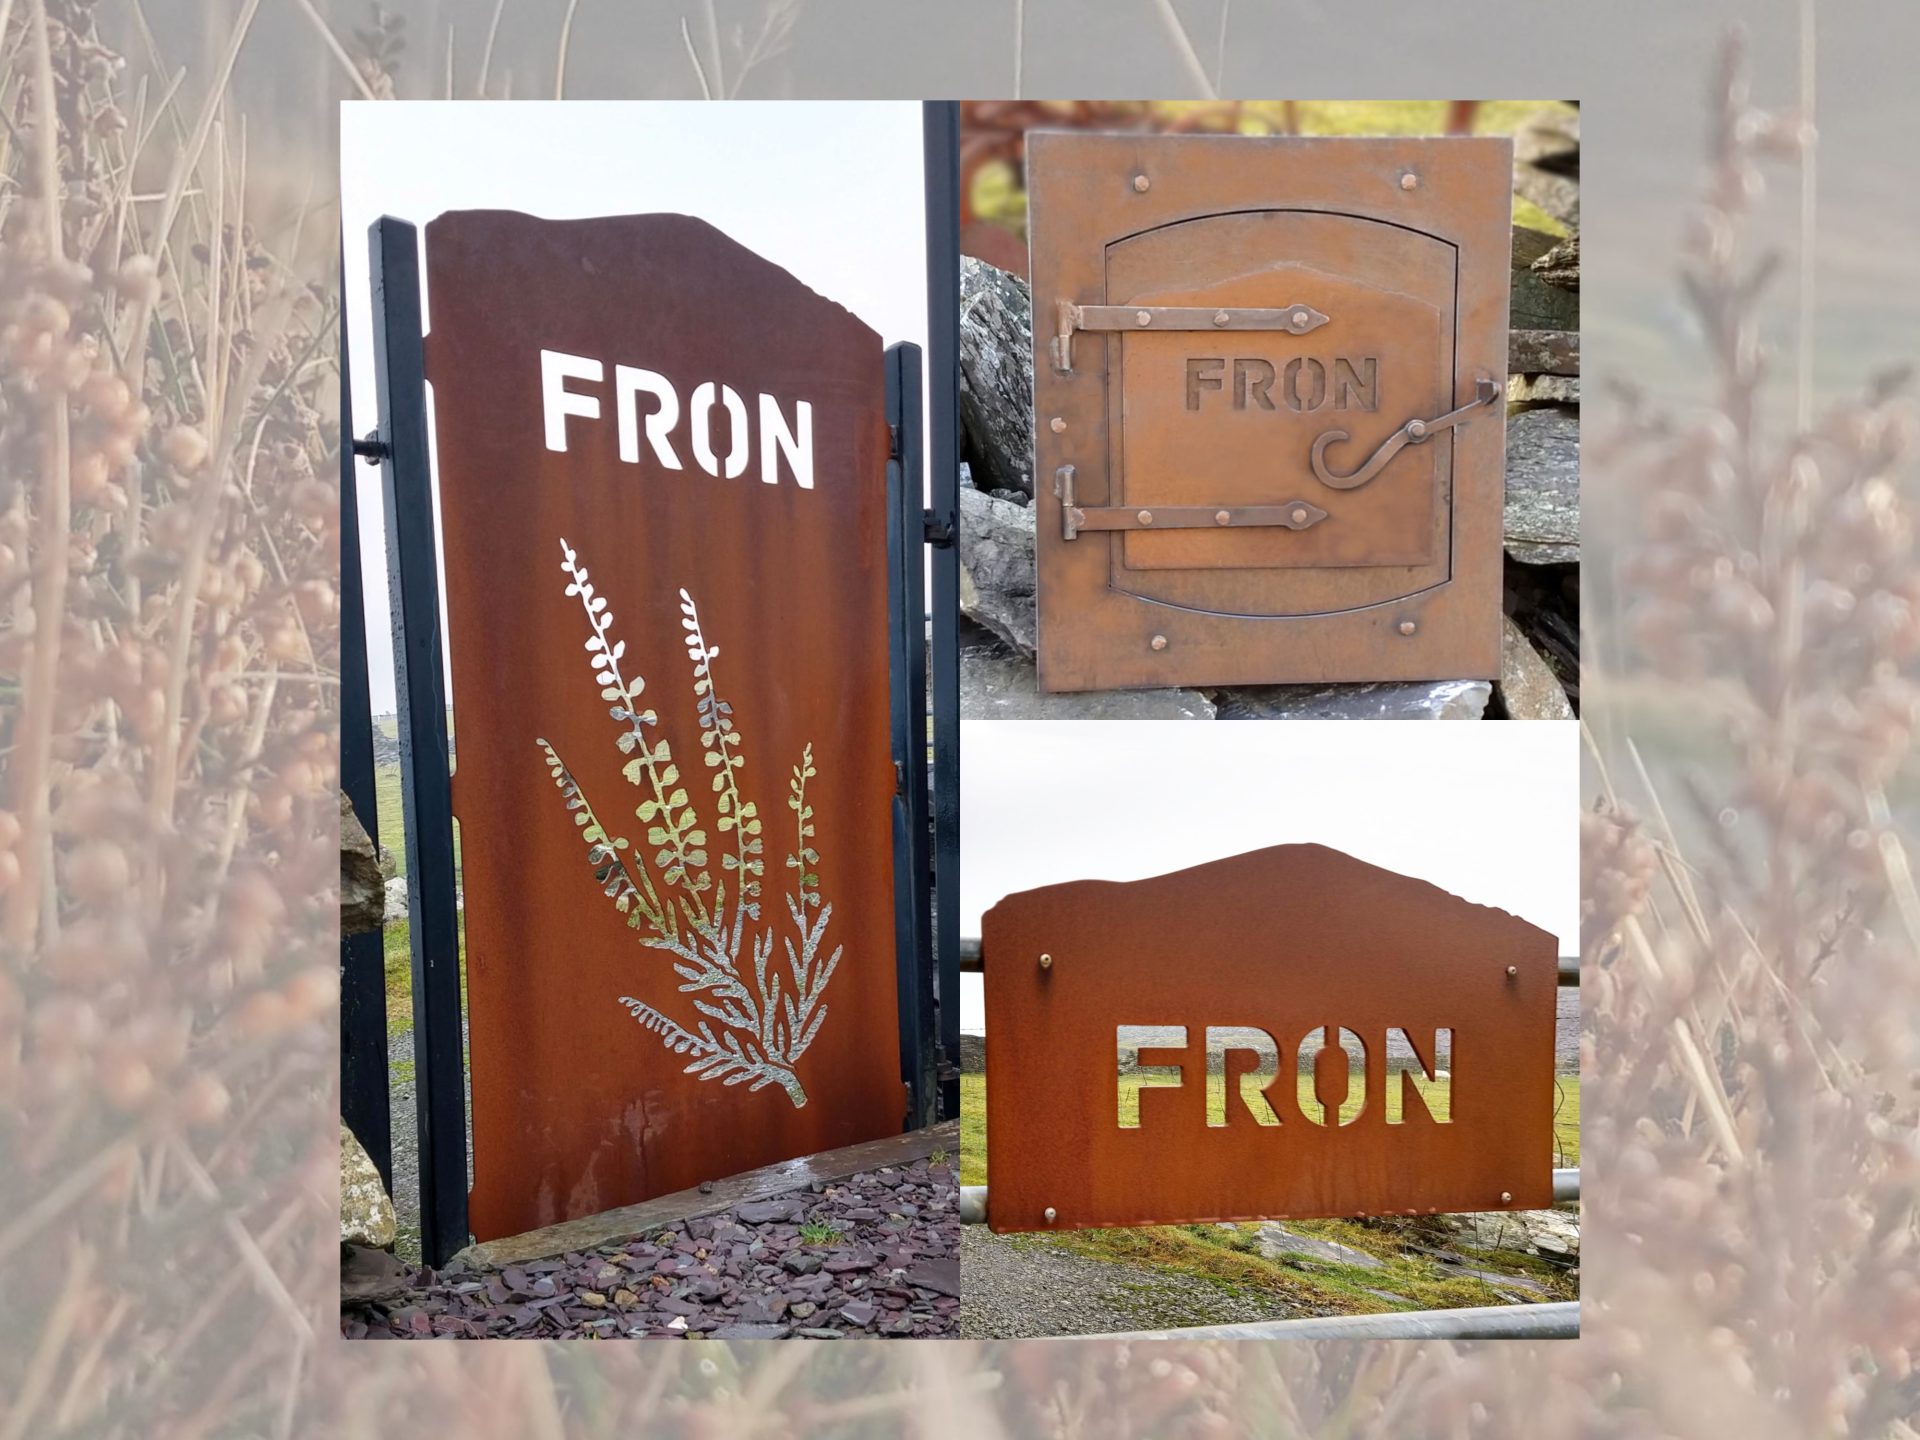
424;211;903;1243
1028;134;1514;692
982;845;1557;1232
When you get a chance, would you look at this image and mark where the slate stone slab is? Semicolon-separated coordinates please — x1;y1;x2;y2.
1509;329;1579;377
1255;1223;1386;1271
959;257;1037;499
1504;406;1580;564
962;624;1217;720
1496;615;1574;720
1208;679;1492;721
960;483;1038;658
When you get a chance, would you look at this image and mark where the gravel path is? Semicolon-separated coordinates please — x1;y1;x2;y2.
382;1019;471;1262
959;1227;1322;1338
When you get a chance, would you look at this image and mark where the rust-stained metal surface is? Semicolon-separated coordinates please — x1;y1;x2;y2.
424;211;902;1244
982;844;1557;1232
1027;133;1513;692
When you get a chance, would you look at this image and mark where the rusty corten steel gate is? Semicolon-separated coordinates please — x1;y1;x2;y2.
423;211;906;1245
981;844;1557;1232
1028;134;1513;692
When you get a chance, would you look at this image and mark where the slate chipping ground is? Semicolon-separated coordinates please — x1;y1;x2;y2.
347;1150;961;1339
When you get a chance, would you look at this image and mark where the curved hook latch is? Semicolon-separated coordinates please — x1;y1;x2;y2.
1309;377;1501;491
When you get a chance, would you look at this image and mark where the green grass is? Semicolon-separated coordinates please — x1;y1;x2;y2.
381;918;468;1044
373;763;405;877
798;1222;841;1247
962;1069;1580;1315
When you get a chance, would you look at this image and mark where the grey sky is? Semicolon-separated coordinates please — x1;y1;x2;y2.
960;720;1578;1032
341;100;928;714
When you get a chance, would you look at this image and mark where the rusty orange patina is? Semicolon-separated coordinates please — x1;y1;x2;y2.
1027;133;1515;692
982;844;1557;1232
424;210;902;1243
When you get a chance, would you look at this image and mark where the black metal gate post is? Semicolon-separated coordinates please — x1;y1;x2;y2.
887;342;937;1129
367;216;469;1267
923;101;964;1122
338;247;392;1192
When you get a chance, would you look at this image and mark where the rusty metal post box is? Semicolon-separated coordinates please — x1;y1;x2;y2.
1028;134;1514;692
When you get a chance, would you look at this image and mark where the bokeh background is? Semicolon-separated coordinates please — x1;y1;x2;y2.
2;0;1916;1435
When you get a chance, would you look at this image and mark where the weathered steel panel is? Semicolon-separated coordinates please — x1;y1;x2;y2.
424;211;903;1244
982;844;1557;1232
1028;133;1513;691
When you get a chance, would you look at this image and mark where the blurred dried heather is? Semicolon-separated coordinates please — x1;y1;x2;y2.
6;0;1917;1434
0;0;346;1429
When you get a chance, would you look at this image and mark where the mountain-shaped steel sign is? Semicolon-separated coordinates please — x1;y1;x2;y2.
981;844;1558;1232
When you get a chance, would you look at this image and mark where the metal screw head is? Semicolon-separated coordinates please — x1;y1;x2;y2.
1398;619;1417;636
1039;952;1053;969
1215;509;1232;525
1044;1206;1058;1223
1133;174;1150;193
1049;416;1066;434
1150;634;1168;652
1291;309;1309;328
1507;964;1519;977
1137;509;1154;525
1135;310;1153;326
1500;1191;1513;1205
1213;309;1230;327
1290;506;1308;525
1400;172;1419;191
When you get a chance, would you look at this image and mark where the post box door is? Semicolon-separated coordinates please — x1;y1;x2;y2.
1029;133;1513;693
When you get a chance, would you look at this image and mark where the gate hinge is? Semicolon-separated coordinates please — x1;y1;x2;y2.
1051;299;1331;374
1054;464;1327;541
889;423;901;461
894;760;907;795
923;509;954;548
350;430;390;461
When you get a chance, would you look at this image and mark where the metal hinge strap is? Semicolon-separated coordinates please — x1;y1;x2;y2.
1056;465;1327;542
1051;300;1330;374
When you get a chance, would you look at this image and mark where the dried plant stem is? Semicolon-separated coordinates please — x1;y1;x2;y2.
478;0;508;95
0;1241;93;1440
1012;0;1023;98
6;0;72;949
703;0;725;99
555;0;580;99
680;16;713;99
290;0;376;103
1795;0;1816;433
1148;0;1216;98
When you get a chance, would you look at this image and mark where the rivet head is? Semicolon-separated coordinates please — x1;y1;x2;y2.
1507;964;1519;977
1407;419;1427;439
1290;506;1308;525
1137;510;1154;525
1291;309;1309;328
1049;416;1066;434
1044;1206;1059;1223
1500;1192;1513;1205
1150;635;1168;652
1133;174;1150;193
1213;310;1230;327
1401;172;1419;191
1215;509;1231;525
1039;952;1053;969
1398;620;1417;636
1135;310;1152;326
